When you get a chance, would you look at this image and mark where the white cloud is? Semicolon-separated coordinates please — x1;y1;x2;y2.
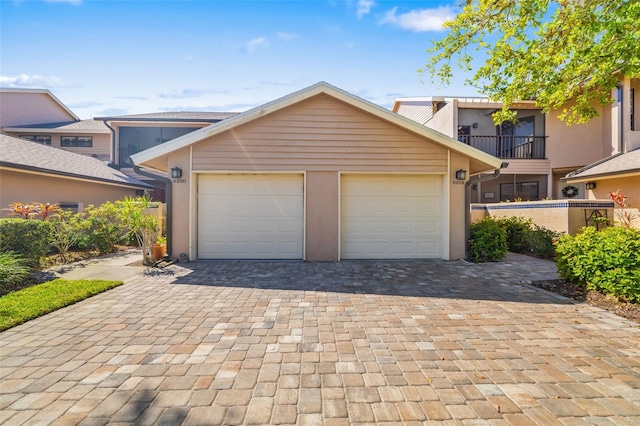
276;32;299;41
380;6;456;32
245;37;269;51
0;74;63;88
356;0;375;18
45;0;82;5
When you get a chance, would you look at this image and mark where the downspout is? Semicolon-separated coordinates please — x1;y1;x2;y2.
133;164;173;258
464;162;509;258
102;120;117;167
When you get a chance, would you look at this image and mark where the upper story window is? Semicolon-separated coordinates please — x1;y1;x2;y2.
20;135;51;145
61;136;93;147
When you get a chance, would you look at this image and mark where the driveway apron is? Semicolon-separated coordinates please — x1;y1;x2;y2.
1;255;639;425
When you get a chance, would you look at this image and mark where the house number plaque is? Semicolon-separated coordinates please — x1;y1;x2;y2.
172;178;187;184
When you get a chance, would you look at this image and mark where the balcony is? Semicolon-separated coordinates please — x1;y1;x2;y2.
458;135;546;159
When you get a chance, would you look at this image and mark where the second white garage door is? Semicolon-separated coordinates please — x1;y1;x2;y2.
341;174;443;259
198;174;304;259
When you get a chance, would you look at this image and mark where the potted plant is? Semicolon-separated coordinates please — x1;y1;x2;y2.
153;234;167;260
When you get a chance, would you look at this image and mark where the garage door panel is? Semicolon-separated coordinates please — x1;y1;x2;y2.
341;174;443;259
198;174;303;259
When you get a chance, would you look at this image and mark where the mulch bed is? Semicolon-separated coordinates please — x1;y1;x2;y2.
531;279;640;324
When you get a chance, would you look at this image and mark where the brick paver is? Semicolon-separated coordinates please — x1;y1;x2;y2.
1;255;639;424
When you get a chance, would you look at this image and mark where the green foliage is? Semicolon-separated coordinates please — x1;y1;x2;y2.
0;252;31;293
469;217;507;262
50;209;86;261
528;225;561;259
114;196;160;265
0;279;123;331
0;219;53;267
421;0;640;125
556;226;640;302
495;217;533;253
82;202;122;254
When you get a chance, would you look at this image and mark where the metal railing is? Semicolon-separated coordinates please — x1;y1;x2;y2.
458;135;546;159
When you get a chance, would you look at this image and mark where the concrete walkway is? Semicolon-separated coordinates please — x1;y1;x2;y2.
45;249;146;281
1;255;639;425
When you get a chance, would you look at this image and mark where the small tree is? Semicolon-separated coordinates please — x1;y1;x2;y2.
115;196;159;265
50;209;85;262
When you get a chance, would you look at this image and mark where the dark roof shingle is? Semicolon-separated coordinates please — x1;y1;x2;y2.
0;133;151;189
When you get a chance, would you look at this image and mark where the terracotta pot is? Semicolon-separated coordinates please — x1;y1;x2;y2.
152;244;166;260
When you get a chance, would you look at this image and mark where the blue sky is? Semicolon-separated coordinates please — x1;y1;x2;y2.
1;0;480;119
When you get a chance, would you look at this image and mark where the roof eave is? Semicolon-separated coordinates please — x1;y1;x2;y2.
3;126;110;134
564;169;640;183
132;82;503;172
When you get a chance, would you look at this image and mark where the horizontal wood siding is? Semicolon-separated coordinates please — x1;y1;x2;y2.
0;92;75;128
504;159;551;175
192;94;448;172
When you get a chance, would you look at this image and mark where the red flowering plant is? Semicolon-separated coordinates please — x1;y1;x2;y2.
6;202;58;220
608;190;636;229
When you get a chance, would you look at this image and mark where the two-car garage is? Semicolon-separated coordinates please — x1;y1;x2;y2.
131;82;503;261
196;173;443;260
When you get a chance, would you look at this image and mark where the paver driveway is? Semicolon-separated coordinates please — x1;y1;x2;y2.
1;256;639;425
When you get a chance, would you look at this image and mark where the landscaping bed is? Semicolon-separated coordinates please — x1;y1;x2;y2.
532;279;640;324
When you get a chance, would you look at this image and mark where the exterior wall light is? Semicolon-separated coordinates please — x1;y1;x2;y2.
455;169;467;180
171;167;183;179
585;182;596;190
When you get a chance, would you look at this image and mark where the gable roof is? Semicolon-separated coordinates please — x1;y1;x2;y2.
131;82;503;174
95;111;239;122
0;88;79;122
0;133;151;189
4;119;110;133
564;148;640;182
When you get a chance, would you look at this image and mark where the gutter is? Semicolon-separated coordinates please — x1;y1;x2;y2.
133;164;173;258
464;162;509;259
102;120;118;167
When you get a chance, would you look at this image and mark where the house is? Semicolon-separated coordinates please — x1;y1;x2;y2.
131;82;503;261
0;88;111;161
0;133;152;215
92;111;239;201
393;76;639;203
562;77;640;227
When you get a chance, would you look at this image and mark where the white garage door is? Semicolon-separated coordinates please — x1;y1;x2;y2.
341;174;443;259
198;174;304;259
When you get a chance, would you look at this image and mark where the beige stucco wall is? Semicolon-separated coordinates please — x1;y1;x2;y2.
587;175;640;228
426;101;456;138
0;169;140;217
546;101;611;170
159;94;480;261
483;201;614;235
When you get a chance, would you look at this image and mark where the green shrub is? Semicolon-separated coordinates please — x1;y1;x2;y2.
556;226;640;302
495;216;533;253
0;251;31;293
82;203;122;254
528;224;561;259
50;209;87;262
0;219;53;267
469;217;507;262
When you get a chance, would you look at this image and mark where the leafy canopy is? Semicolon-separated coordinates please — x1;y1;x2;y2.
421;0;640;124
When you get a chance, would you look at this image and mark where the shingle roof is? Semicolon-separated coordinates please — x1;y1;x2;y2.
564;148;640;181
0;133;151;189
5;119;109;132
95;111;239;122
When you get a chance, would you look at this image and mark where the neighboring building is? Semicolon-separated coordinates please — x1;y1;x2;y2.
393;76;639;204
132;82;503;261
93;112;239;201
0;134;151;215
0;88;111;161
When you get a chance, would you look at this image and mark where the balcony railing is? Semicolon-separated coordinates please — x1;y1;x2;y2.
458;135;546;159
118;146;139;166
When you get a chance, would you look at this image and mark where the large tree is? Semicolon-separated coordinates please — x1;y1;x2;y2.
421;0;640;124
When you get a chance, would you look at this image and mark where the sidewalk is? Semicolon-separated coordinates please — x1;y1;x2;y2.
46;249;146;281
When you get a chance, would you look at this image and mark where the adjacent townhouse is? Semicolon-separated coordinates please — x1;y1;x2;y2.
131;82;503;262
393;76;640;205
93;111;238;201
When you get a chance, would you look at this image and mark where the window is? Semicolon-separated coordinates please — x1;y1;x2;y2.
61;136;93;147
457;125;471;144
500;181;539;201
20;135;51;145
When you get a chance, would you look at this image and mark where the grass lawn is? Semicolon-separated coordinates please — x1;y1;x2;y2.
0;279;123;331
